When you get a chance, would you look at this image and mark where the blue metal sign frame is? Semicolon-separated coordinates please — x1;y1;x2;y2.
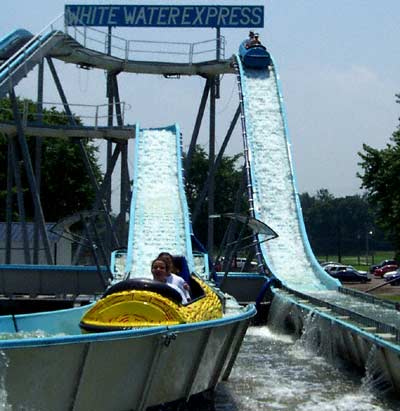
65;5;264;28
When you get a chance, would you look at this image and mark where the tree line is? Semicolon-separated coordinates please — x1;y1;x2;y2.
299;189;392;260
0;97;101;222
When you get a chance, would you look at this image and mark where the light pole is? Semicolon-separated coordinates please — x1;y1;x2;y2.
366;230;373;265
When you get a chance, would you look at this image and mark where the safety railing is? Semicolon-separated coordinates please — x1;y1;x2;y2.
279;285;400;343
0;100;131;129
339;286;400;311
65;23;226;64
0;12;227;89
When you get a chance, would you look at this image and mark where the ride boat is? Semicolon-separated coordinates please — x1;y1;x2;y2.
0;29;33;60
239;37;271;69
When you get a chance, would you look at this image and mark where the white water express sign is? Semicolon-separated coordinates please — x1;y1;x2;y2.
64;4;264;28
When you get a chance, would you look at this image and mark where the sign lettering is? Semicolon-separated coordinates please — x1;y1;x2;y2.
65;5;264;28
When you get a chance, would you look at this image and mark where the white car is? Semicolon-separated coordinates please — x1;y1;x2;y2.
383;269;399;279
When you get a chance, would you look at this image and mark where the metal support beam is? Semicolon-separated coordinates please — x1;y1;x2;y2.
215;27;221;99
214;167;246;269
8;136;30;264
111;73;130;245
106;28;114;253
207;77;216;257
88;216;111;287
81;218;106;287
192;104;241;224
46;57;120;250
34;59;44;264
9;88;53;264
5;138;13;264
72;144;122;264
185;79;211;173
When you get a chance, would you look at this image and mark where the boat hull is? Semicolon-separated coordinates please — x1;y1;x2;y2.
0;305;255;410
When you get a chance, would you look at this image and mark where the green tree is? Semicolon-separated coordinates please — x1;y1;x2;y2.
0;97;102;222
300;190;379;259
358;100;400;256
185;145;245;250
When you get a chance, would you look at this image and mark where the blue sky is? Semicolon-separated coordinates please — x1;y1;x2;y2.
1;0;399;201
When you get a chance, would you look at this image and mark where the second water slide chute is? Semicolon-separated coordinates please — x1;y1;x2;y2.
235;51;339;293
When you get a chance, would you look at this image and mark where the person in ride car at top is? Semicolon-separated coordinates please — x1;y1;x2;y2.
151;257;191;304
245;31;255;48
251;33;261;46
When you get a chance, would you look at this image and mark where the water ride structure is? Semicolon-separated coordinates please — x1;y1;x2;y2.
0;3;400;407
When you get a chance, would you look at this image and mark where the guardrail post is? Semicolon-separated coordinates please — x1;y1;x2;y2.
189;44;194;65
95;106;99;129
125;40;129;62
22;100;28;127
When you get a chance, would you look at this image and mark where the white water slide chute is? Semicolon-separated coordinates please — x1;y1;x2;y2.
235;55;339;292
125;124;194;279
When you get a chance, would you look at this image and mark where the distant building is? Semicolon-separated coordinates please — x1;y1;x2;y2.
0;222;72;265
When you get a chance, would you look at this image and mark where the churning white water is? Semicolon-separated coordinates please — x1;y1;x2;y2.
213;293;400;411
240;65;328;292
127;127;189;278
215;325;399;411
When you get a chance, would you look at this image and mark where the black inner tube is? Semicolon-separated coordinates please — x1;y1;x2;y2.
102;278;183;304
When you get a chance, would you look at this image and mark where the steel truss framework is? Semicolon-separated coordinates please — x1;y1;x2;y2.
0;30;262;278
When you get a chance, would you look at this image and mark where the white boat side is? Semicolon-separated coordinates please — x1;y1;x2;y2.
0;303;255;410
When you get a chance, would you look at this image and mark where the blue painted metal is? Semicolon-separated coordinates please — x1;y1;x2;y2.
255;276;277;308
0;264;107;272
239;41;271;69
0;303;256;348
175;123;195;273
0;29;33;60
65;5;264;28
125;123;140;277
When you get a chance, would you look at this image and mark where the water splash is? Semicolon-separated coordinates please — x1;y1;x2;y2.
362;344;394;396
217;325;399;410
267;292;304;336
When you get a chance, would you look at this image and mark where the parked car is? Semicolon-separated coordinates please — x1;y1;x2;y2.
384;269;400;286
215;257;257;271
324;264;350;275
328;267;371;283
370;259;398;274
320;261;339;267
374;264;399;278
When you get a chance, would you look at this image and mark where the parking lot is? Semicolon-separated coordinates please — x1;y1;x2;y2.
346;276;400;298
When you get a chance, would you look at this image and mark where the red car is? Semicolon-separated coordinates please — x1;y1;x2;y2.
374;264;399;278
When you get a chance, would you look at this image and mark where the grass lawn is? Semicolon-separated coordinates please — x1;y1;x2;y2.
376;294;400;303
